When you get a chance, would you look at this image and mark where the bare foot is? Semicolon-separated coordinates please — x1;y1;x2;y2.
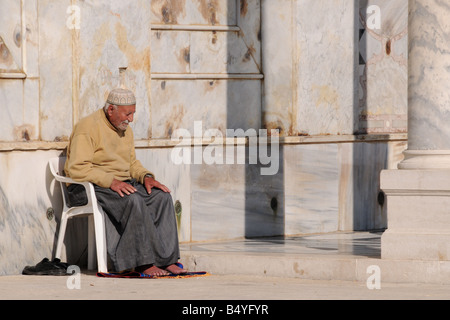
137;264;169;276
165;263;188;275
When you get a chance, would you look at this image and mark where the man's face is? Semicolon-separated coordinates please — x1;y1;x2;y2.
107;104;136;131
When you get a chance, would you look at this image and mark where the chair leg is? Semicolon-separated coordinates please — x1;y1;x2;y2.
55;213;69;260
87;215;96;270
93;207;108;273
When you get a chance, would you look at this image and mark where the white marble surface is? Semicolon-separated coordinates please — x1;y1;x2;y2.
296;0;357;136
285;140;406;235
0;0;409;143
150;0;262;139
190;30;260;74
0;0;152;142
151;30;190;73
38;0;73;141
0;0;411;275
261;0;408;136
407;0;450;150
381;1;450;262
151;29;260;75
189;145;284;242
339;142;394;231
151;79;261;138
151;0;237;26
284;144;339;235
0;0;40;142
358;0;408;134
0;1;23;72
381;169;450;261
260;0;295;136
157;140;405;242
190;157;247;241
262;0;358;136
0;150;61;275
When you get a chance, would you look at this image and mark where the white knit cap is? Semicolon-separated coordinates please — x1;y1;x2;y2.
106;88;136;106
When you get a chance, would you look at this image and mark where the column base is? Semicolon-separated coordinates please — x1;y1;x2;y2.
398;150;450;169
381;169;450;261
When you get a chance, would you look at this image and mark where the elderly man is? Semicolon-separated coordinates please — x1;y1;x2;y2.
64;87;186;276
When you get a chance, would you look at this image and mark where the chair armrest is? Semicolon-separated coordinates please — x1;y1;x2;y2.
53;173;91;188
53;172;98;208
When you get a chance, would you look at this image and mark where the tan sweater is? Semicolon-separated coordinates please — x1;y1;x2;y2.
64;109;153;188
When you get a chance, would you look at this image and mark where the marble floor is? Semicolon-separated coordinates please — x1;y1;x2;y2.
181;231;382;258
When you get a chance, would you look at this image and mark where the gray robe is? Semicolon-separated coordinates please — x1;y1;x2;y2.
68;180;180;272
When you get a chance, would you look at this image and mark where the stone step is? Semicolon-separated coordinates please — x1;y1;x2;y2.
180;232;450;285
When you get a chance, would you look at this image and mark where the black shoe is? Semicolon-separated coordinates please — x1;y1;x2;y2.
50;258;69;271
22;258;67;276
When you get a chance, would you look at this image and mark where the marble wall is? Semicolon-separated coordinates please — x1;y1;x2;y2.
358;0;408;134
407;0;450;151
0;150;63;275
136;138;406;243
0;0;40;142
150;0;262;138
0;0;408;275
262;0;408;135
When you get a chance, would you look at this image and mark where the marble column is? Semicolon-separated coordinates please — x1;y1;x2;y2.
381;0;450;260
399;0;450;169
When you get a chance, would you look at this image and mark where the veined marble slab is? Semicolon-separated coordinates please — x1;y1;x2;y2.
151;79;261;139
408;0;450;150
0;1;22;71
296;0;357;136
284;144;339;235
261;0;408;136
338;140;406;231
261;0;295;136
151;0;237;26
0;150;62;275
38;0;73;141
358;0;408;133
190;145;284;241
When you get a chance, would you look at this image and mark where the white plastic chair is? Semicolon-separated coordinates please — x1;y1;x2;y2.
49;157;108;273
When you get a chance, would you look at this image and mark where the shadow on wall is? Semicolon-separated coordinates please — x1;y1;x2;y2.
353;0;388;232
226;0;285;239
244;145;285;239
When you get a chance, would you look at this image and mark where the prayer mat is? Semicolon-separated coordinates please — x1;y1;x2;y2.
96;270;210;279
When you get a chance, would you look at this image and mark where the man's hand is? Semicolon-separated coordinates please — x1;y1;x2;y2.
144;175;171;194
110;179;137;197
